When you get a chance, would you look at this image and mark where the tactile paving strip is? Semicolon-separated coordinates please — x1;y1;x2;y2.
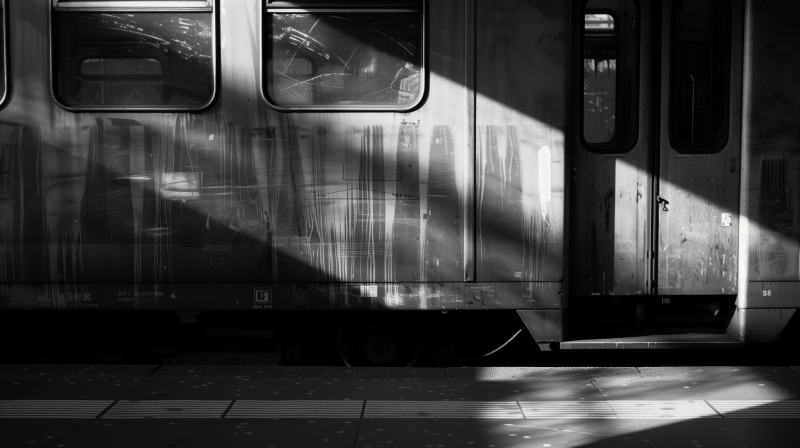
606;400;719;419
3;400;800;419
226;400;363;418
0;400;113;418
519;401;616;419
364;401;523;418
707;400;800;418
102;400;230;418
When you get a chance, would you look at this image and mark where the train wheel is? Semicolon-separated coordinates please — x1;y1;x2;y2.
90;329;128;364
337;315;422;367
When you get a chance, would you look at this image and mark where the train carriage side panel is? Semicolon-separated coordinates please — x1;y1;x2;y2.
730;0;800;342
744;0;800;287
474;0;567;285
0;0;474;310
471;0;567;339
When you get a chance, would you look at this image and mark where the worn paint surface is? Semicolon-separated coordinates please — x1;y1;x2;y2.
572;0;743;296
657;157;740;294
570;153;651;295
656;0;743;295
570;0;652;296
0;0;485;309
746;1;800;284
475;0;567;283
477;125;564;282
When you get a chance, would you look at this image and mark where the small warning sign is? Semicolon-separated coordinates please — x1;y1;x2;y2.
254;288;272;303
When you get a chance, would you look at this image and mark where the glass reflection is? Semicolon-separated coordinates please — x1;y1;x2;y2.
265;12;422;108
581;0;639;152
53;12;213;108
583;13;618;144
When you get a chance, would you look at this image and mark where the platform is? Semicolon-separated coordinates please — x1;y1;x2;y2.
2;365;800;447
560;333;746;350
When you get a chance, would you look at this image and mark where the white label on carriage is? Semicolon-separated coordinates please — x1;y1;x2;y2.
360;284;378;298
721;213;732;227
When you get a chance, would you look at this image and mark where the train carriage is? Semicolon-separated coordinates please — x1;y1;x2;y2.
0;0;798;364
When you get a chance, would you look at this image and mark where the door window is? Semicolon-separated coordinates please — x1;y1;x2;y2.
669;0;732;153
581;0;639;152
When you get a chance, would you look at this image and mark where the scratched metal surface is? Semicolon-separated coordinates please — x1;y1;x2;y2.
6;0;793;312
656;0;744;296
745;1;800;285
475;0;567;283
0;0;541;310
570;0;652;296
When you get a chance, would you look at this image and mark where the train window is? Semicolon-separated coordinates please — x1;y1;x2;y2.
581;0;639;153
51;1;216;111
583;14;617;144
0;0;6;107
669;0;732;153
263;1;425;111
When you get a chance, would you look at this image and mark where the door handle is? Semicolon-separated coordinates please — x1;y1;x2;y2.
657;196;670;211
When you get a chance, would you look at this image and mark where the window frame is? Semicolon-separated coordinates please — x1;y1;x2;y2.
49;0;218;112
578;0;641;154
0;0;8;108
260;0;427;112
667;0;733;154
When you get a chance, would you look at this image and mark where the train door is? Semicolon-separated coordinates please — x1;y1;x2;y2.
571;0;744;297
656;0;743;295
571;0;652;296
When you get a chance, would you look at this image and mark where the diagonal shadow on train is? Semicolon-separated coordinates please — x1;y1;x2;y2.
0;0;799;309
0;4;799;446
0;1;456;310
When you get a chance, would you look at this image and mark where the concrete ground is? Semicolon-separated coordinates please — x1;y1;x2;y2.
2;364;799;448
